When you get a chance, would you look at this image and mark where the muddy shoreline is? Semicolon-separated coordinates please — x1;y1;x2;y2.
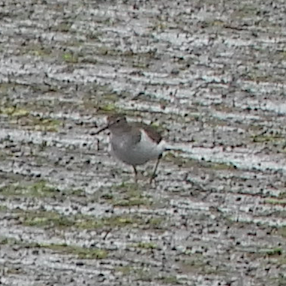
1;1;286;285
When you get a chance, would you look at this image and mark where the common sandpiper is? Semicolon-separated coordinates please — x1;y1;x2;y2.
94;114;167;183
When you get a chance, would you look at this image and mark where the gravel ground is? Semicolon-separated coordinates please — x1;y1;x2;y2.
0;0;286;285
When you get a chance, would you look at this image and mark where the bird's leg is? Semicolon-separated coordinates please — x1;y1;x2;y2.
132;166;138;183
150;154;162;184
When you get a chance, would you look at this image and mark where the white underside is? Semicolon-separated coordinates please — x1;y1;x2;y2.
109;130;166;166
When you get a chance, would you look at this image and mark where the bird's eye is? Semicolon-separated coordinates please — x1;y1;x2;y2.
116;118;121;123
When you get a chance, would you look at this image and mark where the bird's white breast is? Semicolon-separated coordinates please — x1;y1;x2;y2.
109;129;166;166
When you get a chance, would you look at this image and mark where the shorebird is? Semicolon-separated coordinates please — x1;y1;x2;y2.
94;114;167;183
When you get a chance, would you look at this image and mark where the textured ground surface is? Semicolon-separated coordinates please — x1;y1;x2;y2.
0;0;286;285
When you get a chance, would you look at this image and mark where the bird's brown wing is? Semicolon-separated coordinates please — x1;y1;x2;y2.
132;122;162;144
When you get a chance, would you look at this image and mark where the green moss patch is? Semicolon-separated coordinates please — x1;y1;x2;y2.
16;208;145;230
0;237;108;259
43;243;108;259
0;180;83;198
264;198;286;206
98;182;152;207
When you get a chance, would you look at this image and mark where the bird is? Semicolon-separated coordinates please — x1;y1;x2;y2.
94;114;167;183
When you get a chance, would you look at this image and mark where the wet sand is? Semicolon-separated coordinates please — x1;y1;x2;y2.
0;0;286;285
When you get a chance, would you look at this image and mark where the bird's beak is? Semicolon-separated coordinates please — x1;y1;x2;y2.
93;124;109;135
93;119;119;135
